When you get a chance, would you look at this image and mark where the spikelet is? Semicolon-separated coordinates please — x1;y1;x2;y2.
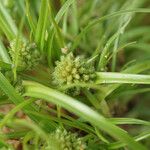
9;39;42;70
53;53;96;95
46;127;86;150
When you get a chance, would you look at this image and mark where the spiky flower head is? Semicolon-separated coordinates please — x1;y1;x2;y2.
46;127;86;150
53;53;96;95
9;39;42;70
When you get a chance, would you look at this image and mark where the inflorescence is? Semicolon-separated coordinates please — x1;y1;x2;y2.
53;52;96;95
47;127;86;150
9;39;42;70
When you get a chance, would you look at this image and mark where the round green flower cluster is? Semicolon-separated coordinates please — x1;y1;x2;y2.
47;128;86;150
10;39;42;70
53;53;96;94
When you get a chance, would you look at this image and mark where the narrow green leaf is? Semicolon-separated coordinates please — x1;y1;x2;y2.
109;118;150;126
0;99;36;128
0;1;17;38
0;40;11;63
35;0;49;51
48;3;65;48
55;0;74;23
100;60;150;99
11;119;48;140
0;2;17;34
23;81;147;150
25;0;36;34
98;31;121;70
0;72;54;131
0;15;15;40
96;72;150;84
1;131;28;139
72;8;150;50
109;130;150;149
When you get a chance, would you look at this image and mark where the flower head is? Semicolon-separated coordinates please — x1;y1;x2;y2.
10;39;42;70
47;127;86;150
53;53;96;95
53;52;96;85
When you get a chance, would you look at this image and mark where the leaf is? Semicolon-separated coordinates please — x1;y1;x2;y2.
0;72;54;131
0;1;17;39
96;72;150;84
0;40;11;63
109;130;150;149
55;0;74;23
100;60;150;99
23;80;147;150
35;0;49;51
72;8;150;50
25;0;36;34
0;99;36;128
109;118;150;126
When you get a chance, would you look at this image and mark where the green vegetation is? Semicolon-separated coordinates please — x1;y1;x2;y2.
0;0;150;149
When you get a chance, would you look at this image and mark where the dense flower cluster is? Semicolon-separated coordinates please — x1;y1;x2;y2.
47;128;86;150
53;53;96;95
10;39;42;70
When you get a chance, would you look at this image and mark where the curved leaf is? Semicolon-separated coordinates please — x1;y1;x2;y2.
23;80;147;150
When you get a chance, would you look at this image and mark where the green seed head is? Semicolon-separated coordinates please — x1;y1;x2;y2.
9;39;42;70
47;127;86;150
53;53;96;95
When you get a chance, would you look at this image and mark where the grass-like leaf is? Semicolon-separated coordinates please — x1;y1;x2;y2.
23;80;147;150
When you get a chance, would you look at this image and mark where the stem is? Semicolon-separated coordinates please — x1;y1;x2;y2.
57;105;63;127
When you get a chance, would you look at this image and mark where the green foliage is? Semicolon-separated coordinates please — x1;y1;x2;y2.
0;0;149;150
